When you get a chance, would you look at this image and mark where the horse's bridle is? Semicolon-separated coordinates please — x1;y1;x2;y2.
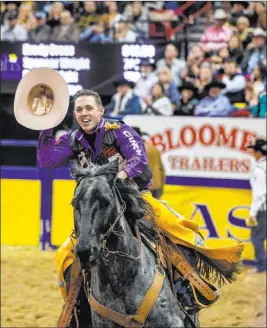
74;176;142;265
101;184;142;262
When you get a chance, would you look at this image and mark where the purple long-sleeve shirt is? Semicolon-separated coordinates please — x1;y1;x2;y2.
37;118;149;180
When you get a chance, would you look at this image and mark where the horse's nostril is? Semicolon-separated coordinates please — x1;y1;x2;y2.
76;249;90;263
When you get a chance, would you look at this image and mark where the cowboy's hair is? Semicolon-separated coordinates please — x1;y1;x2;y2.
73;89;102;107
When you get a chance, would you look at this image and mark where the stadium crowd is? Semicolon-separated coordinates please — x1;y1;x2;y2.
1;1;266;118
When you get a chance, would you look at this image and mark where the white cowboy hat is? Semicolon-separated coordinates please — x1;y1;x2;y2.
14;67;69;130
253;27;266;38
214;9;227;20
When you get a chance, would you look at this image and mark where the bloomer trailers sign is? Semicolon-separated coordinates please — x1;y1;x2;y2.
124;116;266;180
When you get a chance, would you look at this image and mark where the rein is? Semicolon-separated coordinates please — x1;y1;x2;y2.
74;176;142;263
101;185;142;262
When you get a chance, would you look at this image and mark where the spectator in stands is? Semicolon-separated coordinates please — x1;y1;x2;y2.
246;65;267;107
229;1;249;26
157;67;180;109
174;81;199;116
235;16;252;49
247;1;267;30
122;1;149;39
180;45;205;81
28;11;51;42
133;127;166;199
1;12;27;41
134;59;158;100
0;2;5;25
228;34;244;64
17;3;36;31
143;82;173;116
1;1;18;26
76;1;101;32
193;62;214;99
156;44;186;87
80;21;111;42
144;1;165;11
104;1;122;30
46;1;64;29
50;10;80;42
241;28;267;74
221;59;246;104
257;6;266;30
64;1;84;22
200;9;232;52
105;78;142;115
194;80;233;117
210;47;230;74
113;20;137;42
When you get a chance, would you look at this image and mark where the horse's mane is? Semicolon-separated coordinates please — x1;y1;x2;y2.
71;159;155;225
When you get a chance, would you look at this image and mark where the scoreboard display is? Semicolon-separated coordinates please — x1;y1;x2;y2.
0;41;158;96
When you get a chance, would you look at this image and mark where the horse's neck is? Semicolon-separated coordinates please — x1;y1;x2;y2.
91;215;139;295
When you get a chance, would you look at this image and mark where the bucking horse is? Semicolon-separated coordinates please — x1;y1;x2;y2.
59;158;242;328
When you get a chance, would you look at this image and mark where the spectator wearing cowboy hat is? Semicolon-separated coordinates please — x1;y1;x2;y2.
105;77;142;116
246;139;267;273
194;80;233;117
134;59;158;100
174;82;199;116
200;9;233;52
28;11;51;42
1;12;27;41
230;1;249;26
240;28;267;74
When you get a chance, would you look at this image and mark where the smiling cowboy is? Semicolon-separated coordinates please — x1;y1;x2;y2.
37;88;244;321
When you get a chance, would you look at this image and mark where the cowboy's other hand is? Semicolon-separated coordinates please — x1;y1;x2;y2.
117;170;128;179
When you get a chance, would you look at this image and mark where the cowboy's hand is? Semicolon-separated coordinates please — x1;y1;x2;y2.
246;216;258;227
117;170;128;179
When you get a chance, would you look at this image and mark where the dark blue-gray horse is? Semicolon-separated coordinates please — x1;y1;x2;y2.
66;159;198;328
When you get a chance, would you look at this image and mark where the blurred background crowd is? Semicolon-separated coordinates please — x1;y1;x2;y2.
2;1;266;120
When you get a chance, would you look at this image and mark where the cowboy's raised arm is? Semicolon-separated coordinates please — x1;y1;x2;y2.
37;129;73;168
114;124;152;188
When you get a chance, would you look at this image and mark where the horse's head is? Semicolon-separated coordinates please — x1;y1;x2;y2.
71;158;120;269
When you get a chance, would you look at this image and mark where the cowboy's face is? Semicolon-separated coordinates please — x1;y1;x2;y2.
74;95;104;134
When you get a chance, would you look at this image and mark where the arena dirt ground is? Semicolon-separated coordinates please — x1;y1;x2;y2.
1;246;266;328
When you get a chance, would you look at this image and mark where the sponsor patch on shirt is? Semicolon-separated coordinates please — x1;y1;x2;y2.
123;130;142;156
